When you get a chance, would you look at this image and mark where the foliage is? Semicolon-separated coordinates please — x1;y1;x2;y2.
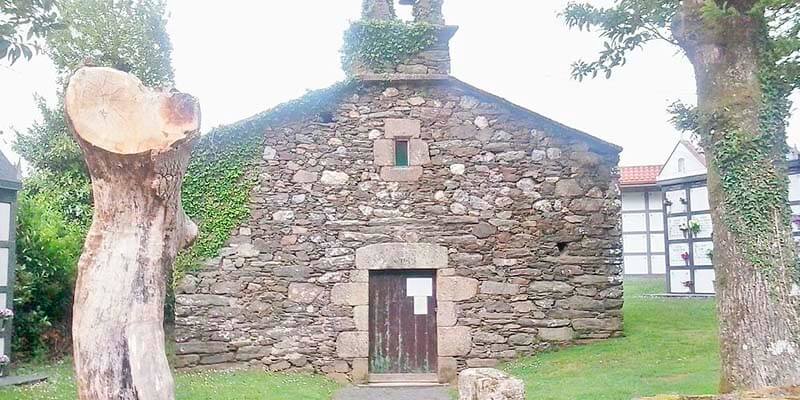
563;0;800;273
505;278;719;400
562;1;679;80
174;81;353;285
14;96;84;175
667;101;699;134
23;170;92;229
0;0;61;64
10;0;174;357
12;175;87;359
46;0;174;87
0;359;339;400
341;19;437;73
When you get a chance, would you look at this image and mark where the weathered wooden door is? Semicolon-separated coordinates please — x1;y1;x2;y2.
369;270;437;374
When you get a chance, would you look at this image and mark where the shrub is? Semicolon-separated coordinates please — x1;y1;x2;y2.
12;175;87;359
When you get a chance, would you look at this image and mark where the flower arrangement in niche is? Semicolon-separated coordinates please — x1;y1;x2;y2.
0;308;12;333
678;222;689;238
688;220;702;235
792;214;800;230
0;354;9;377
706;249;714;262
680;197;688;205
682;280;694;289
680;251;690;264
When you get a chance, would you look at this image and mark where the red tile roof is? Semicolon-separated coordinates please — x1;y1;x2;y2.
620;165;662;186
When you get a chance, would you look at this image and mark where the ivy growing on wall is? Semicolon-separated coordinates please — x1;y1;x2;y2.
174;81;355;284
341;20;437;73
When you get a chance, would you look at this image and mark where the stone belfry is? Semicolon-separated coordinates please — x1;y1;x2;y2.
407;0;445;25
362;0;395;20
352;0;457;77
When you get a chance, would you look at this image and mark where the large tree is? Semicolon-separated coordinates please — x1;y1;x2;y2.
564;0;800;392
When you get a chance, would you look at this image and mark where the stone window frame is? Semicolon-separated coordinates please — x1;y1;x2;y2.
336;242;476;384
373;119;431;182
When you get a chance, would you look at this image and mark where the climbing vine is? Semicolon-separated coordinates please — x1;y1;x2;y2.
173;81;355;285
703;18;798;276
341;20;437;73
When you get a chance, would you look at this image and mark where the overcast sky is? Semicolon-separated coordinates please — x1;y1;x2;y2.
0;0;798;167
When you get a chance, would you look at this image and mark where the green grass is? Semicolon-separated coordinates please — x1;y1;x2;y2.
505;277;720;400
0;277;717;400
0;360;338;400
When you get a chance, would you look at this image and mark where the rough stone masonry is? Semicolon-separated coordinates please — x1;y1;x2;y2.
174;78;624;383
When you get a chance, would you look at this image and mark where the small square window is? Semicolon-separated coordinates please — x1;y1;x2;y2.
395;139;409;167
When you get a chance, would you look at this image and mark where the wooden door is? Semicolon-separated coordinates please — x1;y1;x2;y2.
369;270;437;374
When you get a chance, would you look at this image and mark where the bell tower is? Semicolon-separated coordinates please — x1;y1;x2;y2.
347;0;458;77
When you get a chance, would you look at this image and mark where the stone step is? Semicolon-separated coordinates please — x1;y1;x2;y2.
367;373;440;386
0;373;48;387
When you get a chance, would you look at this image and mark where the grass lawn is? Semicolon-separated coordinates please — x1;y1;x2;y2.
0;277;717;399
505;277;720;400
0;360;339;400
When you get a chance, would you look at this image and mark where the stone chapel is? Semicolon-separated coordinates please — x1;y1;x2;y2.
175;0;624;385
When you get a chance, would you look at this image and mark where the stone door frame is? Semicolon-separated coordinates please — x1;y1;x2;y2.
344;242;473;384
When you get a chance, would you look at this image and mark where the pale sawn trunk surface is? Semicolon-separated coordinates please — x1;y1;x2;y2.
65;67;200;400
674;0;800;392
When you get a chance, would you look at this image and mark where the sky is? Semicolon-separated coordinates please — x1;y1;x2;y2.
0;0;798;167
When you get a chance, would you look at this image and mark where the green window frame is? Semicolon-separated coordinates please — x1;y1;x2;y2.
395;139;409;167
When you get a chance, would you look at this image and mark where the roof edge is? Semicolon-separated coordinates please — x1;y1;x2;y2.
447;77;623;154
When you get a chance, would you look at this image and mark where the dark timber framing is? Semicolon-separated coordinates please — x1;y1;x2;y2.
662;177;713;295
790;160;800;244
0;156;20;360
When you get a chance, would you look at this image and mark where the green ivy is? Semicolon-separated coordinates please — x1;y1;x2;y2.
703;19;798;278
173;81;355;284
341;20;437;73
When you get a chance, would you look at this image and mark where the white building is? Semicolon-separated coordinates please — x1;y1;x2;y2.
620;140;800;294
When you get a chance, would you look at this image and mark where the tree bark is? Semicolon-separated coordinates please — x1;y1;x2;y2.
674;0;800;392
65;66;199;400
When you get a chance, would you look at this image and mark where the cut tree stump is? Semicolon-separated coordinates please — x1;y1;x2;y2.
65;66;200;400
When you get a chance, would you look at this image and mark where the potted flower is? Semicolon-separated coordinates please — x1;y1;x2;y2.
678;222;689;238
680;251;690;265
793;214;800;230
688;220;702;236
0;354;9;377
0;308;12;333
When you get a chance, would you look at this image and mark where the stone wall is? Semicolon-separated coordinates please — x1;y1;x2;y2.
174;79;623;382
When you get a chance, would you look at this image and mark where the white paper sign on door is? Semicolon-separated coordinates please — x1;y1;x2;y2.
406;278;433;297
413;296;428;315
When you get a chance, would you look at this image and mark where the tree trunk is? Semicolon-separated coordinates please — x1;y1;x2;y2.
65;66;199;400
674;0;800;392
